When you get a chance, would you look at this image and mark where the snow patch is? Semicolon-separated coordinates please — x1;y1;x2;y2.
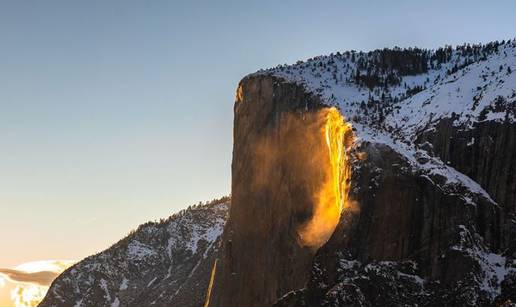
111;297;120;307
127;240;157;260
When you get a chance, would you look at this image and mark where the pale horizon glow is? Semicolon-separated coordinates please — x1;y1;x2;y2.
1;0;515;288
0;260;75;307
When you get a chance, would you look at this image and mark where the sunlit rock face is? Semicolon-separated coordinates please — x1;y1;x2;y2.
212;75;353;307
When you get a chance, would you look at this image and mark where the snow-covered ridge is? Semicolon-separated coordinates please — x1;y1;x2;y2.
256;40;515;132
40;197;230;307
254;40;516;204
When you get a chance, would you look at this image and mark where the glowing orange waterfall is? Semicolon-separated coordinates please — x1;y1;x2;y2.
298;107;352;249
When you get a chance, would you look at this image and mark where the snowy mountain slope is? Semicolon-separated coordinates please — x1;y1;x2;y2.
40;197;229;307
259;41;515;130
255;40;516;207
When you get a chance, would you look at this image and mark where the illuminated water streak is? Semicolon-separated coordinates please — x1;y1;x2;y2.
298;107;352;249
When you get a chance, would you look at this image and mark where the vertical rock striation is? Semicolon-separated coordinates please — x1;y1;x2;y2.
418;119;516;214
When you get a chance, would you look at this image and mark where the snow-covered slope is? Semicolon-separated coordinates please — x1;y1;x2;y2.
255;40;516;207
40;197;229;307
260;41;515;131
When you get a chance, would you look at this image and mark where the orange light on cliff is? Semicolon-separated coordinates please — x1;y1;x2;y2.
203;258;218;307
298;107;352;249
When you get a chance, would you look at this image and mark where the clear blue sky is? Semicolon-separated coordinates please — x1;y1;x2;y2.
1;0;515;267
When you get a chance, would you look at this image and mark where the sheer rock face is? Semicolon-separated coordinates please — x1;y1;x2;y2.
418;119;516;213
211;75;331;307
333;143;501;273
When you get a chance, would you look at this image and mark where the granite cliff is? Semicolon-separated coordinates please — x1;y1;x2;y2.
214;40;516;306
42;40;516;307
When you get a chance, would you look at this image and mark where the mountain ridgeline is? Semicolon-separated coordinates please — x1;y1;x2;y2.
43;40;516;306
40;197;229;307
